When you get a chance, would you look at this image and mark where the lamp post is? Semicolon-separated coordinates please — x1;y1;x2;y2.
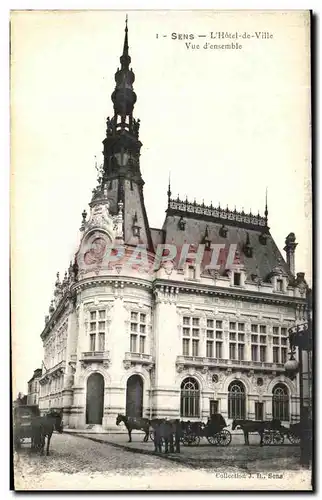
284;288;312;468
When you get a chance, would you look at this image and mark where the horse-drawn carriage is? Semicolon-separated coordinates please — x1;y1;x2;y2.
262;421;311;446
261;427;301;445
181;413;232;447
232;418;307;446
13;404;41;449
13;405;63;454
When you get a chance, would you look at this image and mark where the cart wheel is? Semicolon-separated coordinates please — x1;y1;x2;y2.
182;434;192;446
272;432;284;445
187;434;197;446
193;435;200;446
207;434;218;446
288;432;300;445
262;432;272;446
217;429;232;447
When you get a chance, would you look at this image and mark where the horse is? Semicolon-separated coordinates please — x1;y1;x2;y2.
116;414;150;443
31;409;64;455
232;419;281;446
150;419;181;454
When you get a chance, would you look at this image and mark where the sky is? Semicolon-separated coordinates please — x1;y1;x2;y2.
10;10;312;395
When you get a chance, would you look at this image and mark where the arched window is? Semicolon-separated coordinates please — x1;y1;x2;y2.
228;380;246;419
272;384;289;421
180;377;200;418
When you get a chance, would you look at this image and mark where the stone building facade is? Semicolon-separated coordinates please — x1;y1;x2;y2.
38;21;309;430
27;368;42;406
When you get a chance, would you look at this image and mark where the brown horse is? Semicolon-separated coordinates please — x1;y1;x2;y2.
32;410;64;455
116;414;150;442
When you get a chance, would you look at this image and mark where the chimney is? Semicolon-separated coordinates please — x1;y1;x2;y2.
283;232;297;275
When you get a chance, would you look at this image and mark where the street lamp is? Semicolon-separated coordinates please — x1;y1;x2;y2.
284;350;299;378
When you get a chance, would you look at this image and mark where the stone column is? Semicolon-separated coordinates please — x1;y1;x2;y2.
248;398;255;420
153;288;181;418
284;233;297;275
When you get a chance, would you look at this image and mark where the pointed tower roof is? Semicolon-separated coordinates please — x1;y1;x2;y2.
99;17;154;251
120;15;130;69
112;16;137;118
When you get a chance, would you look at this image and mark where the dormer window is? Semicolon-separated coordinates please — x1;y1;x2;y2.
234;272;241;286
202;226;211;250
276;279;283;292
132;212;141;237
243;233;253;258
188;265;196;280
178;217;186;231
219;225;228;238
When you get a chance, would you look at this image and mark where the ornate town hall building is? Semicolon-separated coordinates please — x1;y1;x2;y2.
38;21;308;430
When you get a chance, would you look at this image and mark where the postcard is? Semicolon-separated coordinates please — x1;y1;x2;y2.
11;9;313;491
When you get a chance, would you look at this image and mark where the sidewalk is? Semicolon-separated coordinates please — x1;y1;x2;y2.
65;430;304;473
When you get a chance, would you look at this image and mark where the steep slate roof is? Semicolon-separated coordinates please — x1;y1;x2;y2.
157;198;292;282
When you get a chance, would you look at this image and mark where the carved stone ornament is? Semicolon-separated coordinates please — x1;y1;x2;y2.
163;260;174;276
66;374;74;388
68;361;76;374
176;363;184;373
212;374;219;384
123;360;132;370
209;269;220;280
78;231;112;271
258;385;264;395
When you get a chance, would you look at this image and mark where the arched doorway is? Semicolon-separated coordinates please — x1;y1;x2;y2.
228;380;246;419
272;383;289;421
86;373;104;425
126;375;143;418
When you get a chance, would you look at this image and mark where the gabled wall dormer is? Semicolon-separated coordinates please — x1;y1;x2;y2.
267;260;289;293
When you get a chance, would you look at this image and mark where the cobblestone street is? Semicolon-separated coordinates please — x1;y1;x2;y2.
13;432;312;490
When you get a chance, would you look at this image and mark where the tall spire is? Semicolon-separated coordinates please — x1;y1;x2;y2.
111;16;137;124
120;15;130;69
167;172;172;202
101;18;153;252
264;187;268;222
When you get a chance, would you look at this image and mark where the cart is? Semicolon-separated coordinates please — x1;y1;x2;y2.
13;405;40;449
182;414;232;447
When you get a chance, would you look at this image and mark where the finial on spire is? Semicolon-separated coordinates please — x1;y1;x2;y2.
167;172;172;201
80;209;87;231
265;187;268;220
121;15;130;67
